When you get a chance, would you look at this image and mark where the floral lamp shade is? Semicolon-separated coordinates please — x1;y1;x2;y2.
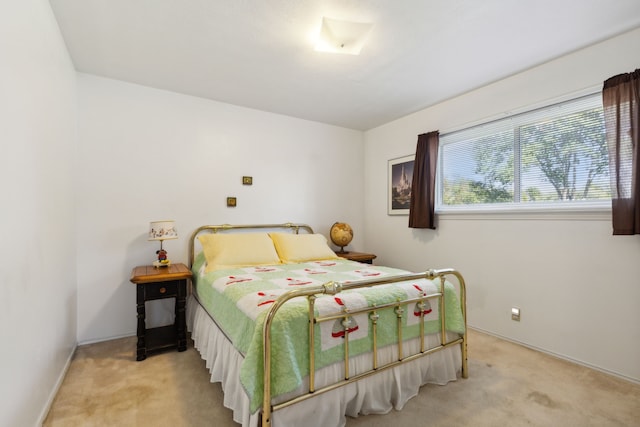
148;220;178;241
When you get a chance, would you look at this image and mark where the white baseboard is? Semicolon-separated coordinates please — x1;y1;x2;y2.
78;332;135;346
36;343;77;426
468;325;640;385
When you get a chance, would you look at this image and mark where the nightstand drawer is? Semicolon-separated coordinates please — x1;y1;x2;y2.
144;280;179;300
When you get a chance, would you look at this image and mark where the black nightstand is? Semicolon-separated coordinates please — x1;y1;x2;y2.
130;263;192;361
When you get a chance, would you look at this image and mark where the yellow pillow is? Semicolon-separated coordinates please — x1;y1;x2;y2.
269;232;339;263
198;233;281;272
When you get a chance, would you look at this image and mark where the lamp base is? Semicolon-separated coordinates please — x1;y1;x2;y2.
153;260;171;268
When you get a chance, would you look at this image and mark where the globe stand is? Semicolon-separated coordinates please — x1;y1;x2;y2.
336;247;349;254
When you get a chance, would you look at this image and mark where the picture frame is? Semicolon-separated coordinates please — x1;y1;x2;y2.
226;197;237;207
388;154;414;215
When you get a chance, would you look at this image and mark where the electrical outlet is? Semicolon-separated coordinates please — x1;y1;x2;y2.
511;307;521;321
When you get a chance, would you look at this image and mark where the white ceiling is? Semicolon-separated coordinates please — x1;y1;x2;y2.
49;0;640;130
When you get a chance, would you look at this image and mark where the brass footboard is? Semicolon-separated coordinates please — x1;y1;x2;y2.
261;268;467;427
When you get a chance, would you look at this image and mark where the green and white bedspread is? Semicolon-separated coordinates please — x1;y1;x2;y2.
191;254;465;413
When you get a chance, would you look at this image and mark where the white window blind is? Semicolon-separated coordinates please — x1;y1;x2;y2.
437;93;609;212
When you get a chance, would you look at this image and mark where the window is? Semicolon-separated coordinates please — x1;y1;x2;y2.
437;93;609;212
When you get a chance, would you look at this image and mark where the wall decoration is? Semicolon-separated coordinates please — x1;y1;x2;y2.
242;176;253;185
227;197;237;207
388;155;414;215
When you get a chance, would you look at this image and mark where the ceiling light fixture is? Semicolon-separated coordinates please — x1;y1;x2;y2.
314;17;373;55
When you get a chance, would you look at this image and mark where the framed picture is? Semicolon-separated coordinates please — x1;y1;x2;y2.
388;154;414;215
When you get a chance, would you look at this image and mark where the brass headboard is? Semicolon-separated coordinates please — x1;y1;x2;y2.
188;222;315;268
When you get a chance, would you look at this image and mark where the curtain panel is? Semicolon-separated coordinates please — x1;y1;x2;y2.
603;69;640;235
409;131;439;229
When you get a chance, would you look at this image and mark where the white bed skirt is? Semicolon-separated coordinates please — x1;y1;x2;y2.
187;294;461;427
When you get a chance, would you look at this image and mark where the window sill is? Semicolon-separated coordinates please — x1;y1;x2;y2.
436;203;611;221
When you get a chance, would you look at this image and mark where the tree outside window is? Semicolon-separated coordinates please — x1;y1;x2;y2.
441;96;609;208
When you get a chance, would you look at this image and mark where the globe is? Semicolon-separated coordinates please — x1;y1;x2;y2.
330;222;353;253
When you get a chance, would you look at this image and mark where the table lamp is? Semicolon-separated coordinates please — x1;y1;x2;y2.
148;220;178;267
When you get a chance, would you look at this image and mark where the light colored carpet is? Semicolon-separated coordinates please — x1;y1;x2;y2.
43;329;640;427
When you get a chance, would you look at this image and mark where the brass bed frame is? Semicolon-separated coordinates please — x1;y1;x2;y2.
189;223;468;427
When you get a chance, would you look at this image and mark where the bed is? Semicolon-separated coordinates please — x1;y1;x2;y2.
186;223;467;427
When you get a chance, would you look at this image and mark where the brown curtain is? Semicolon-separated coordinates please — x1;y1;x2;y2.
603;69;640;235
409;131;439;229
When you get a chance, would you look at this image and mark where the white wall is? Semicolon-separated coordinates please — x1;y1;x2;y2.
76;74;364;343
0;1;78;425
364;28;640;382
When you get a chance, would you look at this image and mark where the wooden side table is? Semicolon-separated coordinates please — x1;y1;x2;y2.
130;263;192;361
336;251;377;264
